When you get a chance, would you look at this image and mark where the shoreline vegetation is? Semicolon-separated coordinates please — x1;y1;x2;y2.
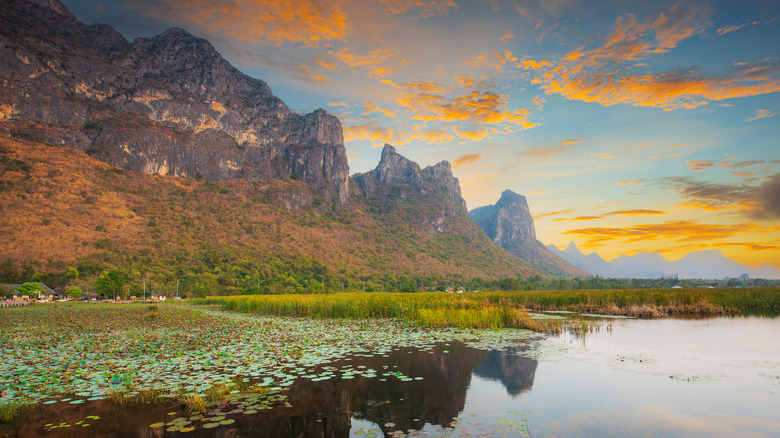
2;288;778;424
194;288;780;332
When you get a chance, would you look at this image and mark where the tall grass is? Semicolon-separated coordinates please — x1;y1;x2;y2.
194;288;780;332
0;399;34;423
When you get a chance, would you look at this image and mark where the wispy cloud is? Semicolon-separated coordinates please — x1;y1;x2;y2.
606;209;667;216
533;209;575;220
500;29;515;43
553;216;605;221
687;160;716;172
525;5;780;110
375;0;458;18
717;23;747;36
363;102;397;118
130;0;349;47
745;109;775;122
563;220;761;244
452;153;480;168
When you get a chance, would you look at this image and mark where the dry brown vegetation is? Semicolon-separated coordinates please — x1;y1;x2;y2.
0;133;536;292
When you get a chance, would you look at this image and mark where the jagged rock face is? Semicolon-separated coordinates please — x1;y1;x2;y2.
352;144;468;233
471;190;587;276
375;144;425;187
0;0;349;204
471;190;536;250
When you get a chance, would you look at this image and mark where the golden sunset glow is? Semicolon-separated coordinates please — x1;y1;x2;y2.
67;0;780;269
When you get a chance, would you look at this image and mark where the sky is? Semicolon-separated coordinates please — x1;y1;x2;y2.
62;0;780;269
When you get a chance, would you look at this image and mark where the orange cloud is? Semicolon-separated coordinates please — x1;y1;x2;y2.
532;95;546;111
363;102;397;118
529;190;547;195
401;80;447;94
591;153;616;159
452;128;495;142
397;89;537;128
553;216;605;221
687;160;716;171
519;59;553;70
533;209;575;219
617;180;643;186
500;29;515;43
562;140;584;145
343;120;396;145
332;47;399;80
563;220;761;244
745;109;775;122
328;101;350;107
606;209;667;216
403;129;456;145
133;0;349;47
527;5;780;110
452;153;480;168
717;23;746;36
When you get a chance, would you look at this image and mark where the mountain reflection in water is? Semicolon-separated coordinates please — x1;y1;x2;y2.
473;347;538;396
2;341;538;438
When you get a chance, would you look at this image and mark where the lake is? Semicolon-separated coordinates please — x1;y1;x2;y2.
2;315;778;437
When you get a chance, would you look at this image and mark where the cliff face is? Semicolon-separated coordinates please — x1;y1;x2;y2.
353;144;468;233
470;190;587;276
0;0;349;203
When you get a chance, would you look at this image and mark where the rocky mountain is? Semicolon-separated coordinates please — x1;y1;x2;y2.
549;242;780;280
546;242;628;278
352;144;468;233
0;0;349;203
470;190;586;276
0;0;549;291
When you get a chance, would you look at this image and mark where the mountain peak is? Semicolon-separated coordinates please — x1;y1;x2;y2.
564;241;584;256
27;0;71;16
470;192;586;276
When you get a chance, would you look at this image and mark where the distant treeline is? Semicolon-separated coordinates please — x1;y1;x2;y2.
2;258;778;298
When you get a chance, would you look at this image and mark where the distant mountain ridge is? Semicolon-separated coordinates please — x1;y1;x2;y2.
547;243;780;280
470;190;586;276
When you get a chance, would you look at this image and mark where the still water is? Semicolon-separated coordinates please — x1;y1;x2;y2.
4;316;779;437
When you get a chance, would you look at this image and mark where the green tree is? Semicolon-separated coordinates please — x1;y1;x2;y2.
95;269;126;299
65;285;82;300
65;266;79;283
17;283;43;299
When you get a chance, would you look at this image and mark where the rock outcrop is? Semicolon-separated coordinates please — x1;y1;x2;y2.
470;190;587;276
0;0;349;203
352;144;468;233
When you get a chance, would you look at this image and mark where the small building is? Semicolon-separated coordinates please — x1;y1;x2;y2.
7;283;60;300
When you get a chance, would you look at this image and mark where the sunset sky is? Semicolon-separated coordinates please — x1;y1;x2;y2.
63;0;780;269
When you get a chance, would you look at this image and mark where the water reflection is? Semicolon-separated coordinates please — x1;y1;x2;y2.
473;347;538;396
3;341;538;437
9;317;775;437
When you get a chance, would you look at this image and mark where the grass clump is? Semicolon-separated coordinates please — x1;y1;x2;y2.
0;399;34;423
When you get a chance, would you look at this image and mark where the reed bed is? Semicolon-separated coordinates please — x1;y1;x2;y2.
194;287;780;332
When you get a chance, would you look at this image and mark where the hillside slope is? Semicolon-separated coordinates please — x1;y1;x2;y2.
0;135;538;294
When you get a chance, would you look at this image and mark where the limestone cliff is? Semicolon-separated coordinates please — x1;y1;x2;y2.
0;0;349;203
470;190;587;276
352;144;468;233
